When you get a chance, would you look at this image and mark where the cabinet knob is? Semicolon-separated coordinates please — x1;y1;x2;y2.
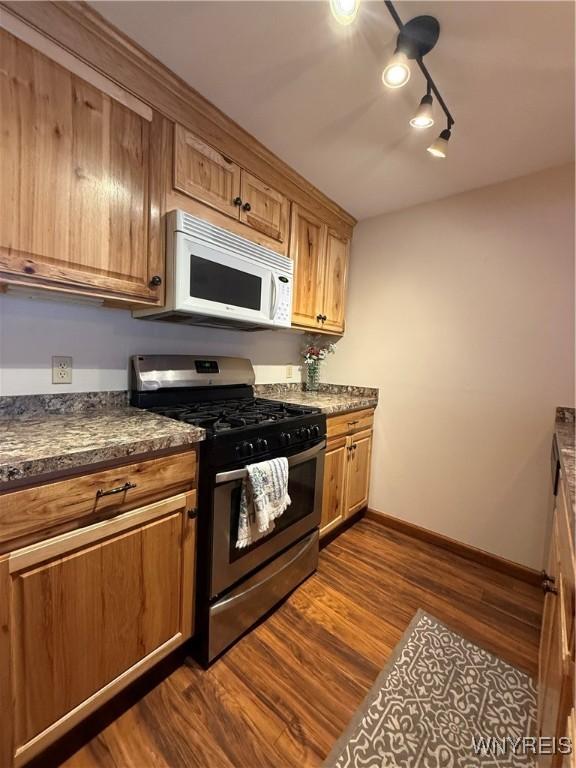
542;580;558;595
233;197;243;207
149;275;162;287
242;202;252;212
322;315;327;322
316;314;323;322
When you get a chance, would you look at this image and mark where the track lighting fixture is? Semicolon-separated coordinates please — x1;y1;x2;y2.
427;128;451;158
383;1;455;156
410;92;434;129
330;0;360;26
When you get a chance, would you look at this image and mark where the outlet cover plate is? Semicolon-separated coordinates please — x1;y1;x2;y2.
52;356;73;384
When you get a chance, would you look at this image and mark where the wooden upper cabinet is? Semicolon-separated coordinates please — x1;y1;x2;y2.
239;171;289;244
174;124;241;217
0;29;163;305
322;230;349;334
173;125;289;245
289;204;350;334
289;204;327;328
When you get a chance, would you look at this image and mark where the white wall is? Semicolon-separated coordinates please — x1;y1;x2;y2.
324;164;575;569
0;294;302;395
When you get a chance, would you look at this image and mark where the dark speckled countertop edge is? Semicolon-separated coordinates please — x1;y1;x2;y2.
554;407;575;513
0;384;376;489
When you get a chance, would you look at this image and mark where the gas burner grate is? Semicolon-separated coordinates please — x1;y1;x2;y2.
150;397;313;435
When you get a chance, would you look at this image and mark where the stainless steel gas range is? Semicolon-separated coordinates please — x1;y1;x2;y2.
130;355;325;664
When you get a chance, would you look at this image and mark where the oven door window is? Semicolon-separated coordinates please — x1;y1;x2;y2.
229;457;317;562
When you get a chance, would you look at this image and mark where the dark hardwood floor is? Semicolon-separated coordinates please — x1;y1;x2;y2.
61;518;543;768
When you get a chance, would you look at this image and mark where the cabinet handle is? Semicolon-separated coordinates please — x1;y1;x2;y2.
96;481;137;499
347;420;359;426
187;507;198;519
233;197;243;207
149;275;162;287
242;202;252;212
542;580;558;595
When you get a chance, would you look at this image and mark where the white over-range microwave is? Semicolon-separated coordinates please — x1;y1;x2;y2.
134;210;293;330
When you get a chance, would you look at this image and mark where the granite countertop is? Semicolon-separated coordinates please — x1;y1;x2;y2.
0;384;376;488
555;407;575;512
254;383;379;416
0;394;205;487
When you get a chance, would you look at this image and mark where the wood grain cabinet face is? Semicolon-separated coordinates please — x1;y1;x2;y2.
8;495;196;764
289;205;350;333
322;230;349;334
289;204;327;328
0;29;163;305
320;416;374;539
239;171;289;243
538;470;575;766
346;429;373;516
320;437;347;537
174;124;241;217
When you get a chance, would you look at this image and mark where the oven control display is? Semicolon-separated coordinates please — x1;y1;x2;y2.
195;360;219;374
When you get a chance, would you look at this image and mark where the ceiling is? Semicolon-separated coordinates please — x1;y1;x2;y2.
91;1;574;220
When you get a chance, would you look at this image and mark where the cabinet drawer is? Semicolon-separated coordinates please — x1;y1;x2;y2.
327;409;374;439
0;451;197;552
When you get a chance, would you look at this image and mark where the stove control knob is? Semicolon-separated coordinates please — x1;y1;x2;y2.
257;438;268;452
302;427;311;440
311;425;320;438
245;442;254;456
234;444;242;456
280;432;291;446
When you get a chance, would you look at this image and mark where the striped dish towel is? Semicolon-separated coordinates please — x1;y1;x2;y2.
236;457;291;549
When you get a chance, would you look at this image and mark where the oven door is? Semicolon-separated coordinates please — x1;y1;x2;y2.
210;440;325;598
174;232;276;325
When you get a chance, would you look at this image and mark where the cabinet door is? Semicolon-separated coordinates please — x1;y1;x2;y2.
289;204;327;329
321;230;349;334
320;436;348;539
0;29;162;305
174;124;241;217
346;429;373;516
239;171;289;244
9;495;195;762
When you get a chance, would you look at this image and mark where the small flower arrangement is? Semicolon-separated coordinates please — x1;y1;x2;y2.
302;339;336;365
301;336;335;390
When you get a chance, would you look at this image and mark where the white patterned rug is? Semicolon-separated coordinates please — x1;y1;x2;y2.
324;611;537;768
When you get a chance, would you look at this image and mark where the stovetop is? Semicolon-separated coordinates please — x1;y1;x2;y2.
148;397;318;436
129;357;326;468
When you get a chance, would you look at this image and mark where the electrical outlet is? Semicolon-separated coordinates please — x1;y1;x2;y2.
52;356;73;384
286;365;293;379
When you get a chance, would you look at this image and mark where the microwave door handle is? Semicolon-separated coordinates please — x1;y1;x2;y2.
215;440;326;485
270;274;280;319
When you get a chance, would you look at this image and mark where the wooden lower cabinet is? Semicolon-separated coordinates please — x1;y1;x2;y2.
320;436;348;536
3;492;196;767
320;412;374;539
538;468;575;767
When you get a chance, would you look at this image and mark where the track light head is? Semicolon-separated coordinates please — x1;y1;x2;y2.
382;15;439;90
427;128;451;158
410;93;434;129
330;0;360;26
382;49;411;88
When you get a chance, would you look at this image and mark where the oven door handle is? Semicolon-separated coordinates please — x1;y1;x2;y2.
215;439;326;485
